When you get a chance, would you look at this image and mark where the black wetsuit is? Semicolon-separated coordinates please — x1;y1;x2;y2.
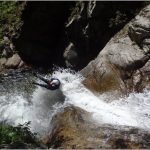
33;74;60;90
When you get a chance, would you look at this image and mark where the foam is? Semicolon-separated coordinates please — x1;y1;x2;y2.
1;68;150;135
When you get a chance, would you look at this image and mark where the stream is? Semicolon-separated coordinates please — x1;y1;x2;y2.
0;68;150;136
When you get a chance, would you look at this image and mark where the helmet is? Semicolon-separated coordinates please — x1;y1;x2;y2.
51;78;60;86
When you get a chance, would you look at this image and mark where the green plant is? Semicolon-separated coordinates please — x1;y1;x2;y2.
0;122;39;147
0;2;25;52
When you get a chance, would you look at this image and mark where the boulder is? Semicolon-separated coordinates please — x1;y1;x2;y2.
47;106;150;149
0;57;7;66
5;53;21;69
81;4;150;94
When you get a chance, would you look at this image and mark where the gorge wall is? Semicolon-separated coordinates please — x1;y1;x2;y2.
0;1;146;70
47;4;150;149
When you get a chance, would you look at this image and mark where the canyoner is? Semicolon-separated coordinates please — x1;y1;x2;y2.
33;73;61;90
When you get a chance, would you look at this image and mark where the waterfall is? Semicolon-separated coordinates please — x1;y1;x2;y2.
0;68;150;135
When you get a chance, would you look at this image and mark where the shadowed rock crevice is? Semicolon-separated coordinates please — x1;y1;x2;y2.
14;2;75;67
64;1;145;69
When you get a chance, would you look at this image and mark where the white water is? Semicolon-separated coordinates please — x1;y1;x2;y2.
1;68;150;135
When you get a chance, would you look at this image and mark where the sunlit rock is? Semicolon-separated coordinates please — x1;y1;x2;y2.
81;4;150;94
5;53;21;69
47;106;150;149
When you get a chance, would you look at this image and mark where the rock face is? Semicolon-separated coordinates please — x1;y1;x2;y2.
47;106;150;149
0;2;145;69
2;1;141;69
64;1;144;69
81;4;150;94
46;4;150;149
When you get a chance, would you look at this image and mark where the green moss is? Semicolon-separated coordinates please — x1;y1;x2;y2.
0;1;25;46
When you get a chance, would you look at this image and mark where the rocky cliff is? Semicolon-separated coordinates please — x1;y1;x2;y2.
0;1;145;70
81;4;150;95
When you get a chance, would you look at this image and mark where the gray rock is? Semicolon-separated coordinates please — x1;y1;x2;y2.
63;42;79;68
5;54;21;69
48;106;150;149
65;2;144;69
81;4;150;94
128;4;150;52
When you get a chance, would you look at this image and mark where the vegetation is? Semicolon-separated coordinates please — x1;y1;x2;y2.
0;122;43;148
0;2;25;46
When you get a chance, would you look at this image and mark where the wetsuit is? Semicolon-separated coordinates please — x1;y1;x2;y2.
33;74;60;90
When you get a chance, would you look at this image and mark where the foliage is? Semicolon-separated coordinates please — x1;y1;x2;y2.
0;1;25;45
0;122;40;148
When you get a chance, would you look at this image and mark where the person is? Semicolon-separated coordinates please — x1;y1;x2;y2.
33;74;60;90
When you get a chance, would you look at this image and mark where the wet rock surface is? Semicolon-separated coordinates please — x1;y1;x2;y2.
47;106;150;149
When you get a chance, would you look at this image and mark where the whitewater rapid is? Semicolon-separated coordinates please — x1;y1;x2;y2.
1;68;150;134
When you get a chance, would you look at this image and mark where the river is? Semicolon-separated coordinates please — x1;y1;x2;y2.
0;68;150;136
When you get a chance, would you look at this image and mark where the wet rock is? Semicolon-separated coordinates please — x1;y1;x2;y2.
81;4;150;94
5;53;21;69
63;42;79;68
47;106;150;149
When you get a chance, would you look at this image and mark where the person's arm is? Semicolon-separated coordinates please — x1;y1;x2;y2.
33;82;49;89
36;74;49;84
